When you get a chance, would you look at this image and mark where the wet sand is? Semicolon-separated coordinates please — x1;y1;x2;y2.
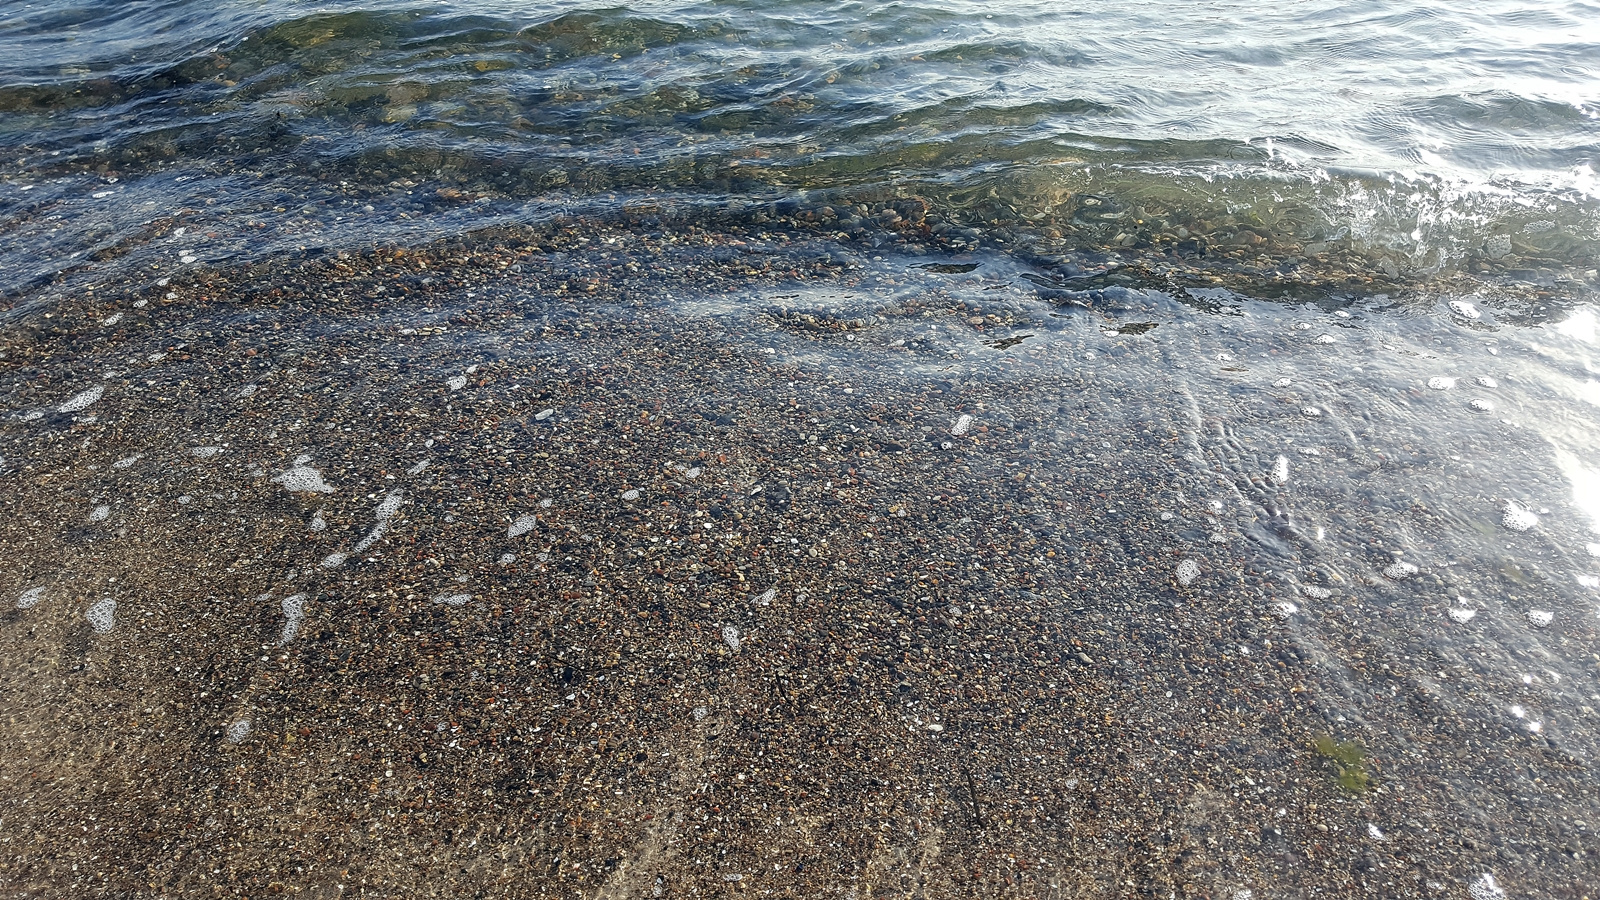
0;221;1594;899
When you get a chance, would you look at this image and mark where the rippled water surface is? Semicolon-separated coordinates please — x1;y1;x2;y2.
1;2;1599;898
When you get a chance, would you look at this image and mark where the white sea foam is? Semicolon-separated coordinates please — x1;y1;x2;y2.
447;375;468;391
1469;398;1495;412
1383;561;1418;579
273;465;334;494
374;490;403;521
1275;601;1298;617
1175;558;1200;587
756;588;776;606
1501;501;1538;532
406;459;429;475
950;414;974;436
112;455;141;468
280;594;307;645
86;597;116;633
1300;585;1332;599
353;520;389;553
237;384;258;399
1450;299;1483;319
1302;406;1322;417
1526;609;1554;627
433;592;472;606
321;552;347;569
1448;608;1477;623
508;514;537;538
59;385;104;413
88;504;110;522
1468;873;1505;900
1476;375;1498;388
192;446;222;458
1270;455;1289;485
227;719;252;744
621;489;640;501
17;586;45;609
1427;377;1457;390
722;624;742;651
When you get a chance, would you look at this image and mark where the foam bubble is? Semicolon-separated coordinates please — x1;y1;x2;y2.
447;375;468;391
58;385;104;413
321;552;347;569
406;459;429;475
1270;455;1289;485
1300;585;1332;599
685;466;702;479
227;719;252;744
1274;601;1298;617
1427;377;1457;390
88;504;110;522
722;624;742;651
309;512;326;533
237;384;258;399
280;594;307;644
1476;375;1498;388
692;706;709;722
1579;575;1599;588
1175;558;1200;587
192;446;222;458
374;490;403;521
353;520;389;553
86;597;116;633
104;313;122;326
1367;824;1386;841
508;514;537;538
1450;299;1483;319
621;489;640;502
950;414;974;436
1302;406;1322;417
1526;609;1554;627
1448;608;1477;623
17;586;45;609
433;592;472;606
273;465;334;494
1313;334;1336;345
112;455;141;468
1502;502;1537;531
1272;378;1293;388
756;588;776;606
1383;561;1418;579
1469;398;1494;412
1468;873;1505;900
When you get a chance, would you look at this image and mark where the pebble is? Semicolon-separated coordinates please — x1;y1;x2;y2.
535;408;555;420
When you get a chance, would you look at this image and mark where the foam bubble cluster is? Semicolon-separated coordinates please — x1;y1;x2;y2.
1448;608;1477;623
1427;377;1456;390
508;514;537;538
722;624;742;652
434;592;472;606
227;719;252;744
1501;502;1538;532
1175;558;1200;587
1469;398;1494;412
1468;873;1505;900
58;385;104;413
86;597;116;633
1450;300;1482;320
17;586;45;609
1270;455;1289;485
280;594;307;644
950;414;974;436
273;465;334;494
1383;561;1418;579
1526;609;1554;627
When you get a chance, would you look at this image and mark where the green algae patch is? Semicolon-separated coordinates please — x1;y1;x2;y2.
1313;735;1375;795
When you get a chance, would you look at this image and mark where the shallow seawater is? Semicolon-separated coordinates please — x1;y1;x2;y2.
1;1;1599;898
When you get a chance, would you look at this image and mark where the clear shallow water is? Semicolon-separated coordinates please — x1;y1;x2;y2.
2;2;1600;898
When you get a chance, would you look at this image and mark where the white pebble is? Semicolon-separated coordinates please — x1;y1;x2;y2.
447;375;468;391
1468;873;1506;900
433;592;472;606
86;597;116;633
17;586;45;609
273;465;334;494
1175;558;1200;587
1448;608;1477;623
1426;377;1456;390
621;489;640;502
227;719;252;744
1501;501;1538;532
59;385;104;413
1270;455;1289;485
508;514;537;538
950;414;974;436
535;408;555;421
1450;299;1483;319
1469;398;1494;412
1526;609;1553;627
1383;561;1418;580
722;624;742;652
